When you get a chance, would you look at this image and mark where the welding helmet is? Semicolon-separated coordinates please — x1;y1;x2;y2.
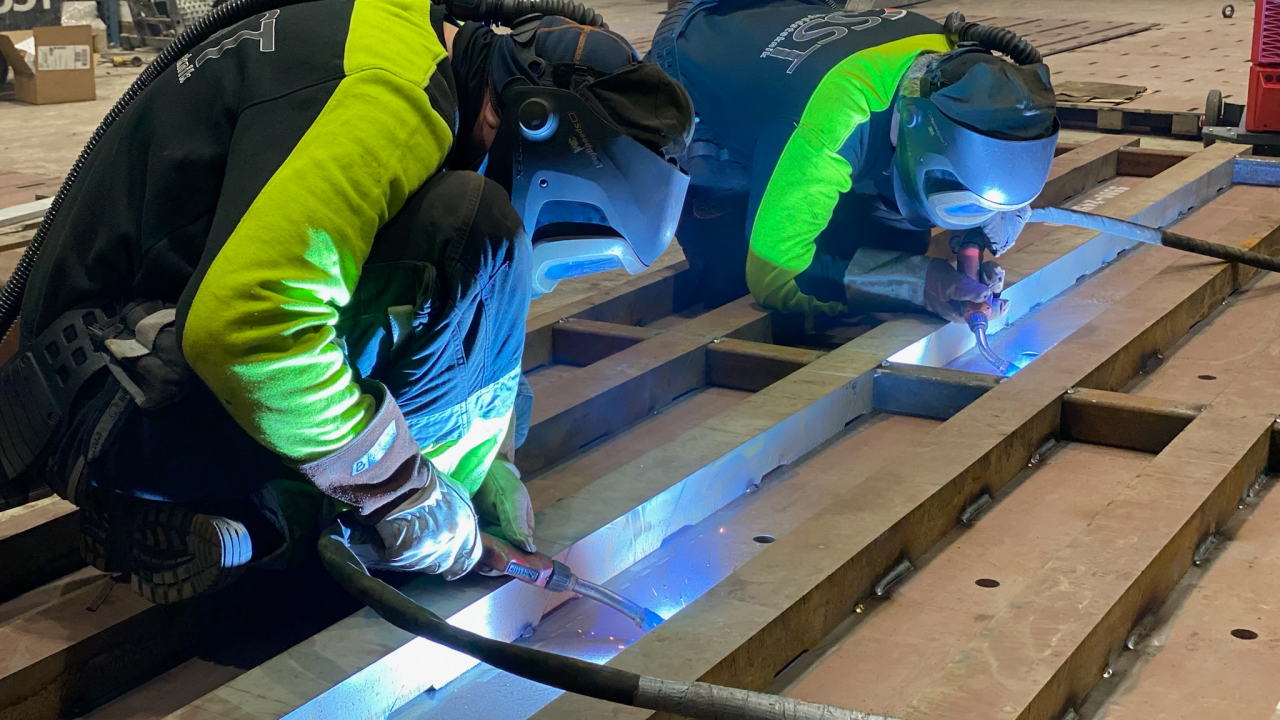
892;46;1059;231
479;17;694;295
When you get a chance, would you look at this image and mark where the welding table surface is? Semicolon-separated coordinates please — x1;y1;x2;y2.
779;203;1280;717
776;441;1156;716
1085;477;1280;720
154;141;1233;717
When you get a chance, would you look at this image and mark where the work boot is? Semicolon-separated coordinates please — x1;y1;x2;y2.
0;469;29;510
130;504;253;604
79;490;253;604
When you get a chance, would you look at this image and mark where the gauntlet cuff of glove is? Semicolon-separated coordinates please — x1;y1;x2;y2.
295;382;425;521
842;248;934;314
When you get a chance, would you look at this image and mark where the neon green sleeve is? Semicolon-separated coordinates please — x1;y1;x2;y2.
746;34;951;318
183;11;454;463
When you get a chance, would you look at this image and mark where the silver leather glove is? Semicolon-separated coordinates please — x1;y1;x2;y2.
296;381;482;579
350;470;483;579
843;248;992;323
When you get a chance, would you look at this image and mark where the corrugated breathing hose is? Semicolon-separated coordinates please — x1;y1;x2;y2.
942;11;1042;66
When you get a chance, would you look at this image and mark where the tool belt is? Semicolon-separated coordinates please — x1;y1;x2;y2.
0;302;188;483
0;308;112;480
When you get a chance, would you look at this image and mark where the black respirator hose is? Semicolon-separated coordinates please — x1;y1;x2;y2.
943;11;1042;66
440;0;605;28
0;0;607;342
318;531;896;720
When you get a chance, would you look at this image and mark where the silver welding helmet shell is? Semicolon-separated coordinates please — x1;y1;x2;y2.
892;95;1058;231
489;84;690;296
891;45;1059;231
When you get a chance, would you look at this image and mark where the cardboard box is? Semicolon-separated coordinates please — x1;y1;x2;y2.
0;24;95;105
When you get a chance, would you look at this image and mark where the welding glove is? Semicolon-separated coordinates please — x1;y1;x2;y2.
844;248;994;323
350;474;483;577
296;382;482;579
967;206;1032;257
473;457;536;553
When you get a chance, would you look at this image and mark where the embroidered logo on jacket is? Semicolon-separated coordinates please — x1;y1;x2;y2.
178;9;278;83
762;8;906;74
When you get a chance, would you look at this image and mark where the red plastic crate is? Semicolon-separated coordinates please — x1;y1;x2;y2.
1247;0;1280;132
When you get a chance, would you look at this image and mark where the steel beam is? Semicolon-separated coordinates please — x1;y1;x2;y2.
905;350;1280;720
1060;387;1202;453
0;497;81;603
0;198;50;230
550;319;662;367
1232;156;1280;188
523;259;693;371
519;298;779;473
705;339;827;392
871;362;1002;420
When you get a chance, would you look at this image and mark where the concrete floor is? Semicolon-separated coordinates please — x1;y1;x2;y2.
0;0;1248;176
1;63;144;176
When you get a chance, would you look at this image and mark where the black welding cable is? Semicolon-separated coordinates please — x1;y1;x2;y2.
943;11;1042;66
1030;207;1280;274
317;529;899;720
0;0;607;342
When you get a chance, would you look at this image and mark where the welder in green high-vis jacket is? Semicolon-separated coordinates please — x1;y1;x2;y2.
649;1;1060;323
0;0;694;604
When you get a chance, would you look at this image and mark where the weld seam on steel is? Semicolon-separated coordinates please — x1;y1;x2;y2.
634;677;907;720
873;559;914;598
959;492;993;526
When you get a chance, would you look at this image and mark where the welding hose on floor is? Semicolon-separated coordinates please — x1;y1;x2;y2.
1029;207;1280;274
318;529;894;720
0;0;604;342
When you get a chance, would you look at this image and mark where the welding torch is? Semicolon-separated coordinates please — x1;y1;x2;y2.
954;241;1015;374
479;533;663;631
957;205;1280;375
